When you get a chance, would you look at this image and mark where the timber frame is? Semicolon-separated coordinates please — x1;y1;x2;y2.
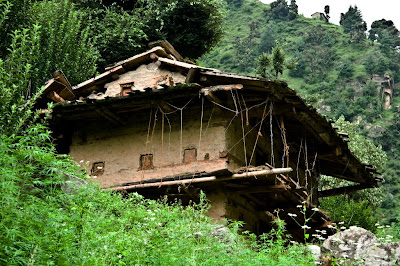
40;40;381;241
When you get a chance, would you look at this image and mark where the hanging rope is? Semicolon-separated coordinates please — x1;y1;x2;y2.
145;108;153;154
236;90;248;169
198;95;204;160
274;116;286;168
296;138;304;185
269;102;275;167
150;108;159;152
249;99;269;165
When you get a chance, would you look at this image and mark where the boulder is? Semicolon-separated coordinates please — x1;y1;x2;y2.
61;172;88;194
322;226;400;265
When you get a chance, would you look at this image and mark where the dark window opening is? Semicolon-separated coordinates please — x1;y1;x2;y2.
140;154;154;170
183;148;197;163
91;161;105;176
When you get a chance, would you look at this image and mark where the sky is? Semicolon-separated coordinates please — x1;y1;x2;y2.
260;0;400;30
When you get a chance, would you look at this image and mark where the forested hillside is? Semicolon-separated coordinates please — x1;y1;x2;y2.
200;0;400;224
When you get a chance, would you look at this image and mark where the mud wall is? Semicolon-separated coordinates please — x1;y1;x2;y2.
69;106;228;187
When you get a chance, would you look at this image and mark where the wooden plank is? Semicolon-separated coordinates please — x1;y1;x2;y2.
229;184;307;194
105;46;169;71
318;183;374;198
47;91;65;103
230;168;293;179
74;65;124;95
185;68;199;83
149;40;184;62
109;168;292;191
109;176;217;191
200;84;243;94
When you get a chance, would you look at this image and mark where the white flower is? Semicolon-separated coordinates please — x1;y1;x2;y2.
311;207;319;212
386;235;393;239
301;225;311;230
338;221;345;225
321;230;327;234
296;205;303;208
288;213;297;217
340;226;347;230
386;225;391;228
375;223;380;226
97;166;103;169
79;160;84;163
92;176;97;179
150;217;155;221
377;225;384;229
327;225;335;229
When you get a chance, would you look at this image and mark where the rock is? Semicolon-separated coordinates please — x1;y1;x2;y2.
322;226;400;265
370;125;385;134
210;225;235;245
307;245;321;263
61;172;88;194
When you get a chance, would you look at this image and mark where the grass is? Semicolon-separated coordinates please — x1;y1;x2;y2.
0;123;315;265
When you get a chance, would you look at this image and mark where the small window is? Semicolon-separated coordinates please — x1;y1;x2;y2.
140;154;154;170
121;87;132;96
119;81;134;96
183;148;197;163
91;161;105;176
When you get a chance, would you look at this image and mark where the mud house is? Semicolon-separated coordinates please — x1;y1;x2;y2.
39;41;381;240
311;12;328;22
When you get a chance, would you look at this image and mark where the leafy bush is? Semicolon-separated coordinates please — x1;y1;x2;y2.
144;0;226;59
30;0;99;88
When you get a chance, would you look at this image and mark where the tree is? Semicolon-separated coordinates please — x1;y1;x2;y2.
256;52;271;78
258;22;278;54
0;0;33;58
144;0;226;59
369;19;400;50
319;116;386;232
269;0;290;20
89;6;147;68
324;5;330;22
272;45;285;78
301;25;336;79
30;0;100;88
256;45;294;79
288;0;298;20
339;5;367;42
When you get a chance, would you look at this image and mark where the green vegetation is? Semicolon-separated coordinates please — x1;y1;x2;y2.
0;0;316;264
1;0;400;262
199;0;400;223
0;0;226;88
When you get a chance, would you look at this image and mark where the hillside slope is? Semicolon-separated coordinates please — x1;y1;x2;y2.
200;0;400;223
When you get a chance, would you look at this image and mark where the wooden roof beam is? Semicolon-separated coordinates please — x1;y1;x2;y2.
228;184;306;194
318;183;375;198
95;107;126;126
